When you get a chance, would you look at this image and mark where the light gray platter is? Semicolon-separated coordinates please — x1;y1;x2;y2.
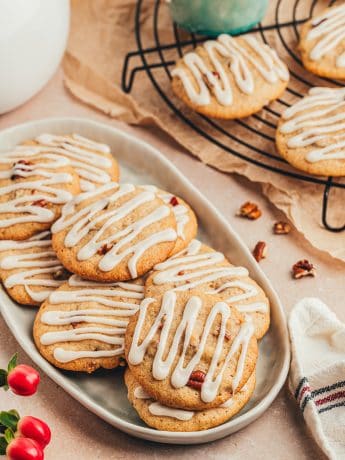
0;118;290;444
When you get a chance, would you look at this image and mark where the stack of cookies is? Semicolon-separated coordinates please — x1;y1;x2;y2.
0;132;270;432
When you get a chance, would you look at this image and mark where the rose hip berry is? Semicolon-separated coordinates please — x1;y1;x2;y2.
0;354;40;396
18;417;51;449
6;437;44;460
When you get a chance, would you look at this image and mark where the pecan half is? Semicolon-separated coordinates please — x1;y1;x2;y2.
187;370;206;390
169;196;179;207
292;260;315;279
97;243;113;255
237;202;262;220
273;221;291;235
253;241;267;262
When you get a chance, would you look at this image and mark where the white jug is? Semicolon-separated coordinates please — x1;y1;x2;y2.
0;0;70;114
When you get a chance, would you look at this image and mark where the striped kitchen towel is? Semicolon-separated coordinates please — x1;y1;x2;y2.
289;298;345;460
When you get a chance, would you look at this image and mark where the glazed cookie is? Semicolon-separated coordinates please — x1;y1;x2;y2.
145;240;270;339
51;183;177;281
0;143;80;240
33;274;144;372
299;4;345;79
125;290;257;410
276;87;345;176
0;231;69;306
171;34;289;119
23;133;119;192
125;369;256;431
142;186;197;255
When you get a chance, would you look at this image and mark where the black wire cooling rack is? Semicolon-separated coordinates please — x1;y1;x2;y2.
121;0;345;232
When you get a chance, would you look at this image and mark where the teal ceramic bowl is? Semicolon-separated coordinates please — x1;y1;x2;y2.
169;0;269;36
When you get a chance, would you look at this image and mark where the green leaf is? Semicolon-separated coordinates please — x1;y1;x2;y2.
7;410;19;421
0;369;7;388
0;411;19;430
7;354;17;373
0;436;8;455
4;428;14;445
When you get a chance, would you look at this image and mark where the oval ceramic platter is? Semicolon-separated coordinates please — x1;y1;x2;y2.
0;118;290;444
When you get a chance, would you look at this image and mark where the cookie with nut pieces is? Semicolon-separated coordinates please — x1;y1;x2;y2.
125;290;258;410
125;368;256;431
51;182;178;282
145;240;270;339
33;274;144;372
171;34;289;119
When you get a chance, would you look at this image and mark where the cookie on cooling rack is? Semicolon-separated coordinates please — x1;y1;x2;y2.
125;290;257;410
23;133;119;192
145;240;270;339
142;186;197;255
276;87;345;177
299;4;345;80
0;143;80;241
171;34;289;119
33;275;144;372
0;232;69;306
125;368;256;432
51;183;178;282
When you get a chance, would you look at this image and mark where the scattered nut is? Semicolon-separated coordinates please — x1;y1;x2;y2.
177;270;185;276
212;71;220;79
273;221;291;235
32;199;48;207
187;370;206;390
292;260;315;279
16;159;33;166
169;196;179;207
237;202;262;220
253;241;267;262
97;243;113;255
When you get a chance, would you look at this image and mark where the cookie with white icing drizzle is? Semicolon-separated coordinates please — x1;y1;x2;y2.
299;4;345;79
141;185;197;255
171;34;289;119
125;368;255;431
33;274;144;372
0;231;69;306
22;133;119;192
125;290;257;410
145;240;270;339
0;142;80;240
51;182;178;281
276;87;345;176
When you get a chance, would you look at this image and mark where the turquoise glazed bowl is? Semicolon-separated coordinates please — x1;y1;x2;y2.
169;0;269;36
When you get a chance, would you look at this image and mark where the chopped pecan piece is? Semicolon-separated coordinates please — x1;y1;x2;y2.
292;260;315;279
273;221;291;235
169;196;179;207
253;241;267;262
97;243;113;255
187;370;206;390
212;71;220;79
177;270;185;276
237;202;262;220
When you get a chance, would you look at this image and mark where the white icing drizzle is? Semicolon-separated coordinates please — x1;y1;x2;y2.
306;4;345;67
51;183;177;277
171;34;288;106
151;240;268;314
32;133;114;192
39;274;144;363
0;147;74;227
128;291;255;403
141;185;189;240
280;87;345;163
0;231;66;302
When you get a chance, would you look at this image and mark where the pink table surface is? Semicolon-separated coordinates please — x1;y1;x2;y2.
1;68;342;459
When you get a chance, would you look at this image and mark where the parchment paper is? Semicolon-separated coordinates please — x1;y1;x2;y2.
63;0;345;263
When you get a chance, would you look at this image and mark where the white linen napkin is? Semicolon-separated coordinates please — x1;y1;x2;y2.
288;298;345;460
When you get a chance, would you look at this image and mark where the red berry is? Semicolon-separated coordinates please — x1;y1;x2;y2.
6;437;44;460
18;416;51;449
7;365;40;396
169;196;179;206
